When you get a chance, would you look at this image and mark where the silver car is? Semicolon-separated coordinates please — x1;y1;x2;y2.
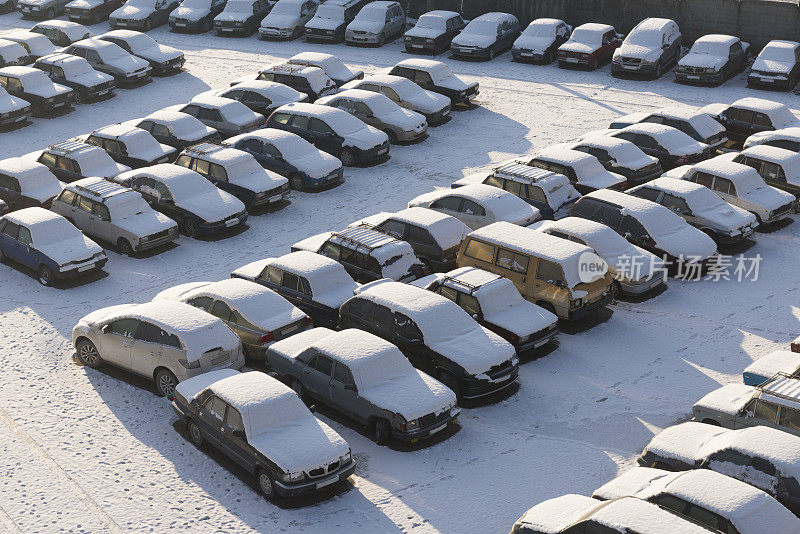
72;300;245;397
344;0;404;46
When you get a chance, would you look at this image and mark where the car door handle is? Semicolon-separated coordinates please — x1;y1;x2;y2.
302;369;310;375
220;427;227;434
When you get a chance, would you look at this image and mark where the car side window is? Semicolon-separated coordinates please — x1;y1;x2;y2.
632;187;661;202
779;405;800;431
281;271;301;292
309;118;334;135
685;504;725;532
109;318;138;336
270;112;291;125
376;219;406;238
194;159;210;175
650;494;688;515
181;105;201;117
761;162;783;181
395;312;422;341
414;70;432;85
237;139;262;153
463;239;494;262
84;50;101;63
16;226;32;246
314;355;333;376
754;399;779;423
290;114;310;130
134;321;162;343
345;297;375;321
203;395;227;422
712;449;750;466
458;292;481;317
751;457;776;476
333;362;355;387
483;175;504;188
503;180;523;197
261;143;282;158
536;259;566;286
460;199;485;216
661;194;690;214
210;300;234;322
380;86;400;103
495;247;529;274
93;202;111;221
372;304;394;329
620;215;648;239
431;196;463;212
408;225;435;247
753;112;772;128
187;296;214;311
527;185;547;203
57;189;77;205
76;195;94;213
209;163;227;181
319;240;341;260
692;171;715;189
0;221;17;239
714;177;736;195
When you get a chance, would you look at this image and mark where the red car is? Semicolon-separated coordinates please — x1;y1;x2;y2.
65;0;125;24
557;23;622;70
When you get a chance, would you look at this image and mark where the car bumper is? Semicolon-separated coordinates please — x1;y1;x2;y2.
66;10;98;22
747;74;793;89
515;326;559;352
451;47;491;58
392;414;459;442
305;168;344;188
624;166;663;186
250;186;290;207
110;18;147;30
151;58;186;74
259;27;294;39
762;204;795;224
0;108;32;126
58;257;108;279
460;369;519;400
619;273;666;295
675;71;723;84
716;226;756;245
396;126;427;142
404;41;438;53
512;49;549;62
345;33;381;44
567;292;614;320
170;19;207;32
118;70;152;84
353;142;390;163
199;213;248;234
215;24;249;34
134;232;179;251
304;30;341;42
612;62;658;75
273;460;356;497
18;5;49;17
558;56;592;66
422;107;450;125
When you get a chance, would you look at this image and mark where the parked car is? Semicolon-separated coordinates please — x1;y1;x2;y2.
240;63;337;102
211;81;306;116
728;145;800;200
0;85;32;126
611;18;681;78
168;0;226;32
609;107;728;152
413;266;559;352
511;17;570;64
386;58;478;107
316;88;427;144
213;0;270;36
637;422;800;512
30;20;90;46
0;157;61;211
402;9;465;55
599;123;711;170
348;207;469;272
171;369;355;499
1;31;57;60
341;74;451;124
0;200;6;215
33;140;129;183
258;0;318;40
628;177;757;245
303;0;365;43
292;224;427;283
154;278;310;360
744;127;800;152
174;143;289;211
0;0;11;12
592;467;800;534
108;0;179;30
224;128;342;190
557;22;622;70
51;177;178;254
536;217;667;295
676;34;748;85
268;327;459;444
131;109;220;150
63;38;151;85
456;222;615;320
82;124;176;168
170;94;264;137
0;207;107;285
287;51;363;87
568;136;662;186
65;0;125;23
231;250;358;328
344;0;404;47
0;65;72;116
450;11;520;60
748;40;800;90
743;350;800;386
265;102;389;166
33;53;115;104
113;164;247;236
98;30;185;75
17;0;71;18
700;97;800;143
521;147;626;194
570;189;718;274
0;40;30;68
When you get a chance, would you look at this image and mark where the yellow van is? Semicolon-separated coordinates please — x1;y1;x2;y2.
456;221;615;320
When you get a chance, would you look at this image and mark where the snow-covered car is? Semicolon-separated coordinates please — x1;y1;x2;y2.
303;0;362;43
535;217;667;295
212;80;307;116
600;123;711;170
402;9;465;55
65;0;125;23
748;40;800;90
174;143;289;211
611;18;681;78
0;85;32;126
242;62;336;102
521;146;626;194
0;200;6;215
0;157;61;211
729;144;800;199
700;97;800;143
0;0;12;13
292;224;427;283
73;300;244;397
344;0;404;47
171;94;264;137
287;51;363;87
231;250;359;328
224;128;342;190
316;89;427;144
108;0;180;31
676;34;748;85
30;20;90;46
98;30;185;75
340;279;519;400
213;0;271;36
592;467;800;534
413;266;559;352
131;109;220;150
342;74;451;124
666;157;796;225
557;22;622;70
0;65;72;116
450;11;520;60
258;0;318;40
408;183;540;230
63;38;151;85
744;126;800;152
637;422;800;512
171;369;355;499
0;207;106;285
743;350;800;386
510;494;720;534
568;136;662;186
570;189;718;274
628;177;757;245
154;278;310;360
17;0;71;19
168;0;226;32
33;140;130;183
1;31;57;60
609;106;728;152
0;39;30;68
511;17;570;64
83;124;176;168
51;177;178;255
33;53;116;104
113;164;247;237
348;207;469;272
265;102;390;166
386;58;478;107
268;327;459;444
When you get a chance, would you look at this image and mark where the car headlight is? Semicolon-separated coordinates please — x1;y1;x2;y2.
569;298;583;309
425;38;433;43
511;356;519;367
139;235;150;243
168;227;177;234
405;418;419;432
177;358;200;369
340;451;352;464
279;471;305;482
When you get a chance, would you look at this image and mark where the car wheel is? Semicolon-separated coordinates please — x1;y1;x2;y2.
77;339;102;368
183;217;199;237
289;173;304;191
154;368;178;398
653;61;662;79
257;469;275;499
338;148;356;167
438;371;460;399
377;32;385;46
38;265;54;286
374;418;391;445
117;238;134;256
73;91;83;104
383;129;398;144
187;420;204;446
590;57;598;70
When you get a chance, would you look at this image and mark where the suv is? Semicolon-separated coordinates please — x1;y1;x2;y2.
35;140;129;182
403;9;465;55
52;177;178;255
63;38;151;85
304;0;366;43
0;65;72;116
108;0;180;31
701;97;800;143
65;0;126;23
213;0;271;36
244;63;336;101
387;59;479;107
33;53;116;104
0;157;62;210
345;0;404;47
611;18;681;78
729;145;800;200
172;94;265;137
84;124;176;168
169;0;226;32
30;20;91;46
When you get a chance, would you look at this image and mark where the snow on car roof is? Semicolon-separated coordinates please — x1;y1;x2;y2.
385;207;469;249
573;22;614;34
419;183;539;222
695;34;738;46
693;158;767;189
331;225;421;280
694;383;755;414
632;17;673;31
731;97;799;128
0;65;50;84
267;250;359;308
0;38;26;57
472;12;515;23
719;426;800;479
535;146;596;165
515;494;602;533
744;351;800;380
223;79;303;99
589;496;714;533
174;368;240;403
419;9;458;19
4;206;65;227
93;123;158;151
760;375;800;404
616;123;702;153
363;73;419;88
143;109;210;138
277;102;368;134
0;157;61;202
35;20;89;40
537;216;633;258
115;163;217;197
190;93;247;111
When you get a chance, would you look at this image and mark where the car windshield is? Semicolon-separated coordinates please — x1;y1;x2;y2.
180;0;210;9
363;95;397;116
270;1;299;15
168;173;217;199
523;22;555;38
108;195;151;219
690;41;728;56
355;6;385;22
98;44;130;61
571;28;601;45
29;218;84;247
314;5;342;19
627;28;661;47
685;187;728;213
127;0;157;7
225;0;252;12
329;111;368;136
416;15;445;31
462;20;496;35
761;45;797;64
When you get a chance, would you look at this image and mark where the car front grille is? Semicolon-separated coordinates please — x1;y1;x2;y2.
211;351;231;366
308;458;340;478
682;66;708;74
418;409;451;429
486;360;514;380
619;56;641;64
148;228;171;240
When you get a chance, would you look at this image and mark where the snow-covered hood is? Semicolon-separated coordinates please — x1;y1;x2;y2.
82;158;129;179
434;74;471;92
343;125;387;151
385;108;425;131
129;142;173;163
248;418;349;473
132;44;181;63
740;184;794;210
229;170;285;194
452;33;495;49
178;190;244;223
346;19;384;34
108;54;149;73
513;35;554;53
559;41;597;54
679;53;726;70
306;16;341;31
604;245;663;283
403;89;448;114
700;202;756;232
428;325;515;376
25;82;70;99
694;384;754;416
361;370;455;422
38;234;103;266
483;300;556;337
0;94;29;114
615;43;660;61
215;10;250;22
752;57;793;74
292;152;340;180
260;13;299;29
652;223;717;261
578;169;625;190
66;0;104;9
171;5;208;20
404;26;441;39
70;69;113;88
114;210;175;237
111;4;154;20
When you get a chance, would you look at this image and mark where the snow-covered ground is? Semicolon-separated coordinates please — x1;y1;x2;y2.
1;13;799;533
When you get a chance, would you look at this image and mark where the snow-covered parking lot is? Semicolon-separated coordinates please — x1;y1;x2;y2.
1;12;800;533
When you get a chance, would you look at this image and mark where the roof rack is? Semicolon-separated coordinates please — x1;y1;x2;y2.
351;221;403;240
262;63;312;74
183;142;224;155
757;373;800;404
72;179;128;200
439;274;483;295
493;162;555;183
330;225;397;252
49;140;93;154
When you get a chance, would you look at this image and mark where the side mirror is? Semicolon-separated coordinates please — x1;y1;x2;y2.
471;313;479;320
101;324;111;334
308;404;317;413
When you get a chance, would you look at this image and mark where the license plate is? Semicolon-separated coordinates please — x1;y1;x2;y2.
269;194;283;203
377;148;388;155
410;44;422;48
566;57;579;63
462;49;472;54
282;323;299;335
176;22;186;27
623;65;637;70
760;77;774;82
521;52;533;57
78;264;93;272
222;28;234;32
98;89;109;95
429;423;446;435
225;218;238;227
687;75;699;80
315;476;337;489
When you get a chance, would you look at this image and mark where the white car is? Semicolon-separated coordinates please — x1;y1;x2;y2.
0;39;29;68
535;217;666;295
608;106;728;151
728;144;800;195
748;40;800;90
512;18;571;64
258;0;319;40
408;183;540;230
611;18;681;78
744;127;800;152
171;94;265;137
63;38;151;85
0;85;32;126
522;146;626;193
131;109;219;150
675;34;749;84
30;20;91;46
1;30;57;60
211;80;307;117
0;65;72;116
342;74;451;124
568;136;662;185
98;30;185;75
287;51;363;87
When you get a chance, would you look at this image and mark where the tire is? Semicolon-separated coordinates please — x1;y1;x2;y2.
38;265;54;286
590;57;598;71
183;217;199;237
187;420;204;446
154;368;178;398
384;129;398;144
338;148;356;167
117;238;134;256
653;61;662;79
374;418;391;445
257;469;276;499
288;173;304;191
77;339;102;368
73;91;83;104
377;32;385;46
438;371;460;399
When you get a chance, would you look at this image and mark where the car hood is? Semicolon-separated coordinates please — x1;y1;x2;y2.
111;5;154;19
344;125;387;151
403;89;449;114
701;203;756;231
752;57;793;74
427;325;516;376
559;41;597;54
0;95;29;114
229;170;286;194
694;384;754;417
171;6;208;20
178;189;244;223
132;143;174;163
71;70;115;87
260;13;299;28
108;54;150;72
292;152;341;180
652;223;717;261
514;35;554;52
615;43;660;61
452;33;495;49
384;108;425;130
605;246;664;282
435;74;473;91
38;234;103;266
483;300;557;337
306;17;341;30
346;20;384;34
579;169;626;190
405;26;441;39
361;370;456;421
215;11;248;22
114;210;175;237
133;44;182;63
740;185;795;210
66;0;104;9
248;418;349;474
26;83;71;99
679;53;726;69
83;159;130;179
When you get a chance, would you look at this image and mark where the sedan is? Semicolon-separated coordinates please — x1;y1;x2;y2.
98;30;185;75
210;80;307;116
748;40;800;90
341;74;451;124
450;11;521;60
675;34;748;85
512;17;570;64
557;22;622;70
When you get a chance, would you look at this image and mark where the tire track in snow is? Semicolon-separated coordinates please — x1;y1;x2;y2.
0;502;22;534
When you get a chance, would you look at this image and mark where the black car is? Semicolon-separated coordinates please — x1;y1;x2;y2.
0;66;73;116
570;138;663;185
108;0;181;31
33;53;116;104
748;40;800;90
387;59;478;107
247;63;337;103
213;0;270;36
701;98;800;144
511;18;571;64
303;0;366;43
607;123;711;170
133;111;221;151
168;0;227;32
675;35;748;85
402;9;465;54
30;20;92;46
84;125;176;168
450;12;521;60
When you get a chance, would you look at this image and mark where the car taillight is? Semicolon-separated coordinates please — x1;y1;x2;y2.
304;316;312;326
258;332;274;344
422;264;430;275
676;156;688;164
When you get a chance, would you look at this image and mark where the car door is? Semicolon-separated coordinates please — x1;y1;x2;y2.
0;173;22;208
458;198;487;228
70;193;94;233
341;297;375;331
90;200;113;243
0;220;23;263
208;299;245;341
98;318;138;368
130;321;166;376
309;118;342;155
17;225;40;268
329;361;364;422
220;401;253;471
406;223;439;261
301;353;334;402
196;394;227;449
198;106;224;131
